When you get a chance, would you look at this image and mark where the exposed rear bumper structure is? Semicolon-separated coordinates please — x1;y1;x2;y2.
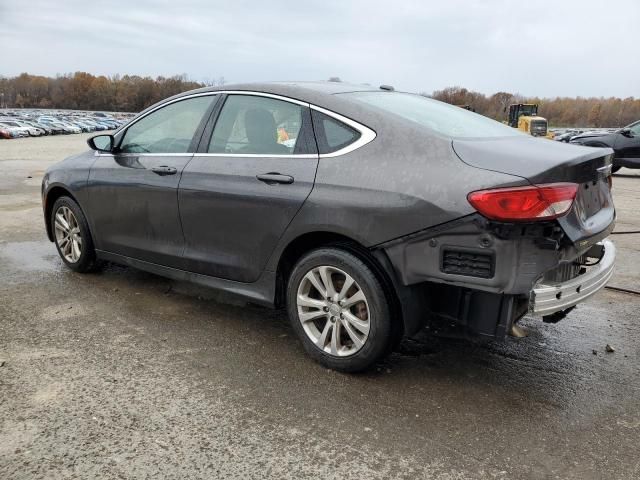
529;240;615;316
379;214;616;339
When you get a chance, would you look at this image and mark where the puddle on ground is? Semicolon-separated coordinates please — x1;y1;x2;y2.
0;240;60;273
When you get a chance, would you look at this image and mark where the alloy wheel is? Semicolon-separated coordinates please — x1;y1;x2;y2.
296;265;371;357
54;206;82;263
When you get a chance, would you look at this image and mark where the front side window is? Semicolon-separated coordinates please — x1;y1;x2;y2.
209;95;303;154
119;95;214;154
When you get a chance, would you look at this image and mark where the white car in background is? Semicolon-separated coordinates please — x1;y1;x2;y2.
38;117;82;134
59;121;82;134
14;120;46;136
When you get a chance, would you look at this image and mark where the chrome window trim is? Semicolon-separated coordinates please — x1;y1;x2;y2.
96;152;317;159
112;90;376;158
193;153;318;159
123;91;308;132
220;90;310;107
120;92;219;132
310;105;377;158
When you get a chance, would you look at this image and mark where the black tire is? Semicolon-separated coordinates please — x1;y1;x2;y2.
50;196;100;273
612;165;622;174
286;247;393;372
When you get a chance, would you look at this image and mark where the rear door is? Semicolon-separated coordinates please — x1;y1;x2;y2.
87;94;216;267
178;93;318;282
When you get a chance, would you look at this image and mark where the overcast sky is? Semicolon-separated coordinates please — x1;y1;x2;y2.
1;0;638;98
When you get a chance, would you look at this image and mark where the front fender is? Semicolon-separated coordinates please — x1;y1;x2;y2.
42;150;96;240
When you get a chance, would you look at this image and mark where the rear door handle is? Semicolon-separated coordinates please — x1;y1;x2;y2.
151;166;177;176
256;173;294;185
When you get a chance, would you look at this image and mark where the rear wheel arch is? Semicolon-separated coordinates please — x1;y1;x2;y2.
274;231;404;340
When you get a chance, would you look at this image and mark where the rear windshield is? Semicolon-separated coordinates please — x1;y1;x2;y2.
342;91;525;139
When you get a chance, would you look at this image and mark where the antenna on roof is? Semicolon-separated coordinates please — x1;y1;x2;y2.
379;85;394;91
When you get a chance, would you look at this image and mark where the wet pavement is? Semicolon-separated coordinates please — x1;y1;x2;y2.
1;134;639;479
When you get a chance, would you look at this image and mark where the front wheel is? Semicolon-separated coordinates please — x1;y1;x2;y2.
51;196;100;273
286;248;393;372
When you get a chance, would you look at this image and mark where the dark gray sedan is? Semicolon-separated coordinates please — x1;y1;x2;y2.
570;120;640;172
42;82;616;372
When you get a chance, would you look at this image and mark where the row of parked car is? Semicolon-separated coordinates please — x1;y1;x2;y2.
0;110;134;139
550;127;618;143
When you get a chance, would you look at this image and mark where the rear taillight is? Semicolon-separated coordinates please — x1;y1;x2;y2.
467;183;578;221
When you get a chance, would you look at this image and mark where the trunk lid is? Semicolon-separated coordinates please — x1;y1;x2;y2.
452;136;615;245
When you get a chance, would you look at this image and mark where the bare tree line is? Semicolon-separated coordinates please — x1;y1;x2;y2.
0;72;223;112
429;86;640;127
1;73;638;127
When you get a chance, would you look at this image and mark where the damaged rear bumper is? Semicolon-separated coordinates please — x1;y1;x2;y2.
376;214;615;338
530;240;615;316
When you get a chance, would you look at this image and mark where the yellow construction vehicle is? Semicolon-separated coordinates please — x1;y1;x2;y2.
507;103;553;138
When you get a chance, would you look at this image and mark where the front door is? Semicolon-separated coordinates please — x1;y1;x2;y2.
178;93;319;282
86;94;216;268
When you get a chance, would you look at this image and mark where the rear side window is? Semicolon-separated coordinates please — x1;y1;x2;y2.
311;111;361;154
209;95;304;155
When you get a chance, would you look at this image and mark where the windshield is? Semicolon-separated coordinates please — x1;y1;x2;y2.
342;91;524;138
518;105;537;116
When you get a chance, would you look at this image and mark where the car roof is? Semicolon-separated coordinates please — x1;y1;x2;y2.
193;81;381;96
138;81;399;132
175;81;385;111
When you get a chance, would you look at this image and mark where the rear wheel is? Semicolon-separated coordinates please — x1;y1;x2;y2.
51;196;100;273
612;165;622;174
286;248;393;372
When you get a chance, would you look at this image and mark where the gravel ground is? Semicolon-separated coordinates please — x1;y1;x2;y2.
1;134;639;479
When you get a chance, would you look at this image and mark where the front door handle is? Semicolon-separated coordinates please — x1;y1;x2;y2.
151;166;177;176
256;173;294;185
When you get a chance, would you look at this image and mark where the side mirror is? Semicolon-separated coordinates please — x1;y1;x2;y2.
87;134;114;152
620;128;633;138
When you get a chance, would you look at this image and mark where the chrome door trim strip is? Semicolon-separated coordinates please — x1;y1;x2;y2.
95;152;192;157
96;151;318;159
